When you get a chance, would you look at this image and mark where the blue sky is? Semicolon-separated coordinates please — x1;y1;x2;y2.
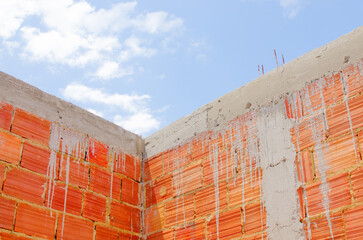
0;0;362;136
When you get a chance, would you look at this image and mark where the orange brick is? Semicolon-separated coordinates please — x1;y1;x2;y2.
207;208;242;240
296;150;315;183
59;157;89;189
11;108;50;145
229;170;262;208
173;161;202;196
326;101;351;138
45;181;83;215
88;138;109;168
110;202;140;233
343;63;363;98
243;232;267;240
0;101;13;130
165;194;194;227
322;72;344;108
349;94;363;130
57;214;93;240
118;232;139;240
314;135;358;176
0;162;6;191
291;113;325;151
285;91;303;119
89;165;112;197
95;225;118;240
121;177;140;206
300;79;324;116
145;174;172;208
0;196;16;230
144;204;164;234
0;232;32;240
176;220;205;240
111;173;122;201
195;181;228;218
3;167;46;204
147;229;174;240
344;205;363;240
0;131;22;164
113;151;141;182
54;126;87;160
192;132;212;162
305;212;345;240
21;142;52;175
305;173;351;216
143;153;163;182
163;143;192;174
244;202;266;236
351;167;363;203
83;191;107;222
203;149;236;186
15;203;56;240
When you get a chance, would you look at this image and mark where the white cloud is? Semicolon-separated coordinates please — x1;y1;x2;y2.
95;61;133;80
62;82;150;113
114;113;160;135
279;0;301;18
0;0;184;80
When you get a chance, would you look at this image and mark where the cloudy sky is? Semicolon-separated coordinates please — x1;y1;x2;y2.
0;0;362;136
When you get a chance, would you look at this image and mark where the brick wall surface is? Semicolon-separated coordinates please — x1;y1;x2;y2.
143;60;363;239
0;103;142;239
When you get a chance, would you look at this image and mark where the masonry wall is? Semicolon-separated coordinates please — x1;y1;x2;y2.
143;27;363;239
0;78;144;239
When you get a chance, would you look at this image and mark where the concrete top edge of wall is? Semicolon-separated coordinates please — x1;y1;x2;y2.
145;25;363;158
0;73;144;157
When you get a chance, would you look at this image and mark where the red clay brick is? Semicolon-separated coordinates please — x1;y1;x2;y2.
173;161;202;196
176;220;205;240
15;203;56;240
89;165;112;197
88;138;109;168
344;205;363;240
0;161;6;191
0;131;22;164
11;108;50;145
351;167;363;203
113;151;141;182
285;91;303;119
300;79;324;116
45;181;83;215
145;174;172;208
55;126;87;160
95;225;118;240
322;72;344;108
305;173;351;216
195;181;228;218
0;101;13;130
21;142;52;175
83;191;107;222
0;196;16;230
229;170;262;208
144;204;164;234
118;232;139;240
343;63;363;98
192;132;212;162
59;157;89;189
110;201;140;233
305;212;345;240
0;232;32;240
143;153;163;182
313;135;358;176
3;167;46;205
326;101;351;138
147;229;174;240
297;150;315;183
111;173;122;201
207;208;242;240
121;177;140;206
244;202;266;236
57;214;93;240
243;232;268;240
348;94;363;130
163;143;192;174
165;193;194;227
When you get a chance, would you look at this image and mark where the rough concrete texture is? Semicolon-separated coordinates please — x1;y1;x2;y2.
145;26;363;157
0;73;144;157
257;100;304;239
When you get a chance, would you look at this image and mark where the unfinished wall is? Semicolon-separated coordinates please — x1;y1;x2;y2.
0;77;144;240
143;26;363;239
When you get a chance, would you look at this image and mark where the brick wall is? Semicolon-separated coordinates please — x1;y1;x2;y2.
0;103;142;239
142;60;363;239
